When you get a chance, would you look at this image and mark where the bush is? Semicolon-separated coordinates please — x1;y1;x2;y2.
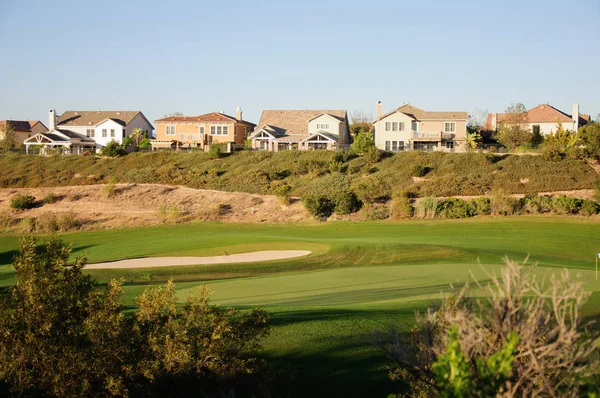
43;193;58;204
208;143;226;159
580;200;600;216
437;198;474;219
331;190;360;215
364;146;382;163
522;194;552;214
390;188;413;220
468;197;491;215
363;204;390;221
100;140;127;157
10;194;36;210
411;164;429;177
351;177;391;204
57;212;80;231
302;194;333;218
551;194;582;215
415;196;438;219
36;213;59;233
491;190;521;216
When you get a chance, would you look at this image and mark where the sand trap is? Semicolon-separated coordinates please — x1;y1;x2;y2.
86;250;312;269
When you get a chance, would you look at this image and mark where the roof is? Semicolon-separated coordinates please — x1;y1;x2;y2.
255;110;348;137
0;120;47;132
155;112;256;126
374;104;468;122
57;111;150;128
484;104;590;129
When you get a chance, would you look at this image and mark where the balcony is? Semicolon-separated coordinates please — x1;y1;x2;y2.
178;134;202;142
411;132;455;141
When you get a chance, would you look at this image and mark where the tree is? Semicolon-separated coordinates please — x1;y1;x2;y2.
100;140;127;157
496;103;532;150
465;132;482;151
579;121;600;159
0;122;17;150
542;121;584;161
372;258;600;397
0;236;272;396
130;127;145;148
349;110;373;137
530;124;543;147
350;131;375;155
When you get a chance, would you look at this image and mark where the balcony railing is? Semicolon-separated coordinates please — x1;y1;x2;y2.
178;134;202;142
411;131;456;141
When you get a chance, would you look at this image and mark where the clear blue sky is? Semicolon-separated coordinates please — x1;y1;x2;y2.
1;0;598;126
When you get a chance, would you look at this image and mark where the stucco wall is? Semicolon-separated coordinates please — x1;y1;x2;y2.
531;121;577;135
308;114;341;138
373;112;413;149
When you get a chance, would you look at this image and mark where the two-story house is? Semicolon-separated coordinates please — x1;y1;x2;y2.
485;104;590;135
0;120;48;145
249;110;350;151
152;108;255;151
23;109;154;154
372;102;468;152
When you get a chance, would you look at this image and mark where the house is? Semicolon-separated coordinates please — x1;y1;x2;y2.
23;109;154;154
249;110;350;151
485;104;590;135
0;120;48;145
372;102;468;152
152;108;256;151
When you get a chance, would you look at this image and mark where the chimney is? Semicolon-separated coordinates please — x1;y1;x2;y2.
572;103;580;130
48;109;56;130
376;101;382;119
236;106;242;121
491;113;498;130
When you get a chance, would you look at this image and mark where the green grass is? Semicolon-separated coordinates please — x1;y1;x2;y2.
1;217;599;397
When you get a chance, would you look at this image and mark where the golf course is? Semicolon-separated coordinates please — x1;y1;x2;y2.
0;216;599;397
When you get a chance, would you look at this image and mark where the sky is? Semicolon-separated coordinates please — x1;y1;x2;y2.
0;0;599;127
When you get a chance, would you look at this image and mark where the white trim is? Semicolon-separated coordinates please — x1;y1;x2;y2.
166;125;176;135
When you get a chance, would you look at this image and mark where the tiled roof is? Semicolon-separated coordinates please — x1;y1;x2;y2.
484;104;590;129
0;120;46;132
57;111;145;127
155;112;256;126
255;110;347;138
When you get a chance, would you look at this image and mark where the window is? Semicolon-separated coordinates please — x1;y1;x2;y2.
385;122;391;132
210;125;228;136
199;126;205;135
122;129;126;138
166;125;176;135
385;141;390;151
398;141;405;151
446;141;454;149
86;129;95;138
399;122;405;131
411;121;418;132
392;122;398;131
102;129;107;138
316;123;329;130
110;129;115;138
444;122;456;133
391;141;398;151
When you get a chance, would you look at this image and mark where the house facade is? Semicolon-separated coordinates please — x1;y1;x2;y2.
250;110;350;151
152;108;255;151
372;102;468;152
0;120;48;145
23;109;154;154
485;104;590;135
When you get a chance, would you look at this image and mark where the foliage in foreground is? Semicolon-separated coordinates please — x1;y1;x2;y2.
372;258;600;397
0;236;271;397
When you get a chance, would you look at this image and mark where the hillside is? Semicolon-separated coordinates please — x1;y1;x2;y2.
0;151;597;198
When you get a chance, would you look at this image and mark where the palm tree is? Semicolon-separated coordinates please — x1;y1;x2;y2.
130;127;145;148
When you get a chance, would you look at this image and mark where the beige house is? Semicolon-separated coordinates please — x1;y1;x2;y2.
152;108;255;151
250;110;350;151
372;102;468;152
485;103;590;135
0;120;48;145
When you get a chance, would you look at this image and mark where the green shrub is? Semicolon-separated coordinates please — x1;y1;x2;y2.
351;177;391;204
363;204;390;221
100;140;127;157
580;200;600;216
491;190;521;216
10;194;36;210
522;194;553;214
411;164;429;177
302;194;333;218
551;195;582;215
468;197;491;215
415;196;438;218
437;198;474;219
332;190;360;215
364;147;382;163
43;193;58;204
208;143;226;159
391;196;413;220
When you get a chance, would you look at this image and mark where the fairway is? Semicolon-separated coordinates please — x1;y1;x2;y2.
0;216;599;397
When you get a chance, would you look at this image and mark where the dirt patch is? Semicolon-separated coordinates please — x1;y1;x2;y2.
86;250;312;269
0;184;312;230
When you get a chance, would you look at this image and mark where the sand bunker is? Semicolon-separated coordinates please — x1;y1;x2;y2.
86;250;312;269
